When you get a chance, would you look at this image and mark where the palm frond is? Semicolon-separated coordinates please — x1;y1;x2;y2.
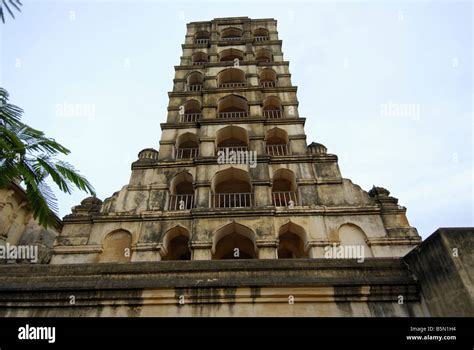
56;161;96;196
35;155;73;194
0;0;22;23
0;87;23;125
0;87;95;228
24;180;58;228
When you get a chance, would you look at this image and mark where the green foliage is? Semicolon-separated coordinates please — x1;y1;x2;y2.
0;87;95;228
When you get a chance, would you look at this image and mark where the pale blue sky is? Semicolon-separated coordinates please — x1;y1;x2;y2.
0;0;472;238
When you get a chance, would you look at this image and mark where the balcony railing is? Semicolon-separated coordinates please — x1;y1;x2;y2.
216;146;249;155
168;194;194;210
263;109;283;118
192;61;207;66
186;84;203;92
254;36;269;42
210;193;254;208
175;148;199;159
221;36;242;41
195;38;209;44
261;81;277;88
218;82;246;88
272;191;298;207
266;144;290;156
180;113;202;123
218;111;249;119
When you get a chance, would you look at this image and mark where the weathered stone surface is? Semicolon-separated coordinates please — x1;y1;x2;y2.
404;228;474;317
0;258;424;317
2;17;468;317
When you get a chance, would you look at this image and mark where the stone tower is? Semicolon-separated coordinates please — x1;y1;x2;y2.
51;16;421;265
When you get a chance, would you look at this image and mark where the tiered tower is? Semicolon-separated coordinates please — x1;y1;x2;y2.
52;17;420;265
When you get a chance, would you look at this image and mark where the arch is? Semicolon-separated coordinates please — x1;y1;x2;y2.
217;94;248;118
212;167;251;193
181;99;201;122
98;229;132;263
277;222;308;258
272;169;298;206
219;48;244;62
212;222;257;259
191;52;208;65
176;132;199;149
272;168;297;192
170;171;193;195
259;68;277;87
169;172;194;210
186;71;203;85
217;68;246;87
162;226;191;260
211;167;253;208
266;127;289;156
176;132;199;159
254;28;269;40
183;99;201;114
216;125;249;148
255;48;272;63
263;96;282;111
263;96;283;118
195;31;210;40
266;127;288;145
337;223;374;257
220;27;242;40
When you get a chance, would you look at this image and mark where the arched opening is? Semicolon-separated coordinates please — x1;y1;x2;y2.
180;99;202;123
220;27;242;41
162;226;191;260
176;132;199;159
272;169;298;207
217;68;246;88
98;230;132;263
216;125;249;154
217;94;249;119
219;48;244;62
212;222;257;259
192;52;208;66
169;172;194;210
266;127;289;156
277;222;308;258
263;96;283;118
338;224;374;258
211;168;253;208
254;28;270;42
259;68;277;87
194;31;209;44
255;48;272;63
186;72;203;91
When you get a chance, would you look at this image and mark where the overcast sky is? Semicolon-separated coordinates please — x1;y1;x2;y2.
0;0;472;239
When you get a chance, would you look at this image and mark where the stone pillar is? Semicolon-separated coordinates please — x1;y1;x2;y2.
190;241;212;260
256;239;278;259
306;240;331;258
132;243;163;262
253;184;272;207
195;185;210;208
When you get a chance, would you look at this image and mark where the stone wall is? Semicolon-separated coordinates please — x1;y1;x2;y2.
404;227;474;317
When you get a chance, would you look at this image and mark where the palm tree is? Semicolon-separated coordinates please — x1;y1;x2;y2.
0;87;95;228
0;0;22;23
